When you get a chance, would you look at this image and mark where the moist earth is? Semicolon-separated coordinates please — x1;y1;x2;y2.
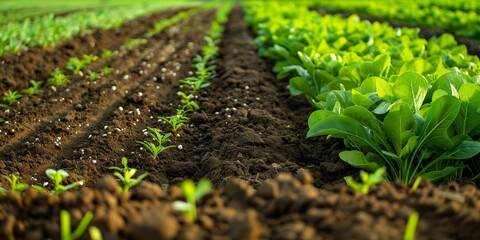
0;6;479;240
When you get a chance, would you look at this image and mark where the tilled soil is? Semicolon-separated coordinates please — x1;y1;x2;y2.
0;6;480;240
0;7;184;93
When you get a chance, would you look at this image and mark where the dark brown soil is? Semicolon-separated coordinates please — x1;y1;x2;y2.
0;6;479;240
0;8;184;93
316;8;480;57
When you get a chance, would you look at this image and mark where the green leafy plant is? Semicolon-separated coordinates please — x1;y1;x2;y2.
178;91;199;111
172;179;212;221
1;90;22;105
88;71;99;81
344;167;385;194
33;169;83;195
404;211;419;240
66;57;85;74
159;109;190;132
137;127;175;160
101;50;114;59
21;80;43;95
60;210;103;240
100;67;113;76
120;38;146;51
0;174;29;196
47;68;69;86
109;157;148;193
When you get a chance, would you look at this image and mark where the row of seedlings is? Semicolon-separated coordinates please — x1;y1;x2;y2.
136;2;233;221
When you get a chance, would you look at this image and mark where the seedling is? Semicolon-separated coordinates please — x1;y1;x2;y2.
109;157;148;193
101;50;114;59
404;211;419;240
344;167;386;195
159;109;190;132
178;91;199;111
173;179;212;221
47;68;69;86
120;38;146;51
60;210;102;240
179;76;211;91
88;71;99;81
0;174;29;196
137;127;175;160
66;57;85;74
100;67;113;76
1;90;22;105
33;169;83;195
21;80;43;95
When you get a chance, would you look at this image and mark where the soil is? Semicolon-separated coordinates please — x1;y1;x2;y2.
0;6;479;240
0;8;185;93
315;9;480;57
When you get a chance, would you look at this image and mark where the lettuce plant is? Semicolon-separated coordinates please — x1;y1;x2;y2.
109;157;148;193
33;169;83;195
137;127;175;160
173;179;212;221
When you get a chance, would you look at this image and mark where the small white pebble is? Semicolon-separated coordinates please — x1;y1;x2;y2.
177;144;183;150
111;86;117;91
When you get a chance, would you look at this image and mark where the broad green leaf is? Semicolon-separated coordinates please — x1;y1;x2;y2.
420;95;461;149
443;140;480;159
339;150;381;172
343;105;385;140
359;61;373;79
383;103;415;155
194;179;212;201
375;77;394;102
289;77;309;96
400;136;418;158
454;83;480;135
351;89;371;109
422;166;463;182
399;58;432;75
393;72;428;112
373;54;391;77
179;179;196;202
307;115;371;141
308;110;337;128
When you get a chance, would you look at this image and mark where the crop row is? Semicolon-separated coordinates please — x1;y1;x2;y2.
0;8;208;118
317;0;480;39
244;1;480;184
0;3;174;57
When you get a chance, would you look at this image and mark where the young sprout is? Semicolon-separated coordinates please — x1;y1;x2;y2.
404;211;419;240
109;157;148;193
33;169;83;195
137;127;175;160
21;80;43;95
178;91;199;111
88;71;99;81
159;109;190;132
47;68;69;86
66;57;85;74
179;77;211;91
60;210;103;240
1;90;22;105
82;54;98;64
0;174;29;196
120;38;147;51
344;167;386;195
173;179;212;221
100;67;113;76
101;50;114;59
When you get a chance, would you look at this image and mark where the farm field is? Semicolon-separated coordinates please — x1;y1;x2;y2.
1;1;480;239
